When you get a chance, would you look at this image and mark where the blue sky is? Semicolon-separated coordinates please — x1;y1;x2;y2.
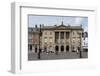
28;15;88;32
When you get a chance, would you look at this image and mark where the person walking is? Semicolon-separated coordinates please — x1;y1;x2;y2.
76;48;79;54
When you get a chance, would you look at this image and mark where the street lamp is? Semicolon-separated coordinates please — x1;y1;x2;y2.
79;32;82;58
38;24;42;59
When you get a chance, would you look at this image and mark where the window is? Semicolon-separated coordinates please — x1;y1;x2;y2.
55;32;59;39
66;32;69;39
49;37;52;43
45;32;47;35
44;37;47;39
44;37;47;42
44;42;47;45
50;32;52;35
61;32;64;39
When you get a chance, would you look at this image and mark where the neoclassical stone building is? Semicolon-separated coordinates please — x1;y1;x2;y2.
41;22;83;53
28;22;83;53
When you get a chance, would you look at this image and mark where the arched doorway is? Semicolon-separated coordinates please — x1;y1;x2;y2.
61;45;64;52
66;45;69;52
55;45;59;55
55;45;59;52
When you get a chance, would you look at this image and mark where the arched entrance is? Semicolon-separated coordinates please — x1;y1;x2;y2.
55;45;59;55
55;45;59;52
61;45;64;52
66;45;69;52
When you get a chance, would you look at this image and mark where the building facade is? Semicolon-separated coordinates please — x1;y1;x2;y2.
28;26;40;53
28;27;33;52
28;22;83;53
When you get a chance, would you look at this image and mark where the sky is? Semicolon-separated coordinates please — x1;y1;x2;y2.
28;15;88;32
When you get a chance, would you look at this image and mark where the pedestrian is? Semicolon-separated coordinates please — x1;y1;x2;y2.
76;49;79;54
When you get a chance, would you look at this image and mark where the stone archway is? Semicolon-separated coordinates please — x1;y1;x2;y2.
61;45;64;52
55;45;59;52
66;45;69;52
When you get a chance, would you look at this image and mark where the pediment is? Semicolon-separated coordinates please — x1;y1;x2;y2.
55;25;69;30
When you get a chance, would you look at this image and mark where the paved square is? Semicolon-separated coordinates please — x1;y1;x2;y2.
28;51;88;60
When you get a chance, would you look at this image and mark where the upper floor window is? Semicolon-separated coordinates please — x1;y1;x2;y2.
66;32;69;39
45;32;47;35
55;32;59;39
50;32;52;35
61;32;64;39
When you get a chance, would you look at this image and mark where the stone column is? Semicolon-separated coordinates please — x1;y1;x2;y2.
59;32;61;53
64;32;66;52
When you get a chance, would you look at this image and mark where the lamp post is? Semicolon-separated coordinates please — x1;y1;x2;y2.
38;24;42;59
79;32;82;58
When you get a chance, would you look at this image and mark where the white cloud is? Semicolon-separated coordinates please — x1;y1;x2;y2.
74;17;83;25
84;26;88;32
